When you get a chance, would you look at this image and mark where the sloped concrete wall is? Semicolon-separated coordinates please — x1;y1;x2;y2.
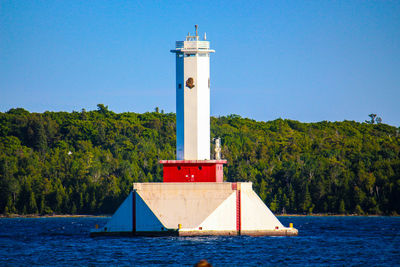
240;183;284;230
197;192;236;231
136;192;165;231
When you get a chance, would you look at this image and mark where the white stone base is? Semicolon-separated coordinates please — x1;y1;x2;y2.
90;182;298;237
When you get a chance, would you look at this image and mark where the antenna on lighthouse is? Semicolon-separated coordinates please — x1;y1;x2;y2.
204;32;207;40
195;25;198;36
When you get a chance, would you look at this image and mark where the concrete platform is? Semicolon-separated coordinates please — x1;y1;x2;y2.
90;182;298;237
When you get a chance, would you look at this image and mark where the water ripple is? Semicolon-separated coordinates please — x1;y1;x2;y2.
0;216;399;266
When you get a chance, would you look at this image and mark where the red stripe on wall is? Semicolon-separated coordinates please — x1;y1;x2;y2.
236;184;241;234
231;183;237;190
132;191;136;233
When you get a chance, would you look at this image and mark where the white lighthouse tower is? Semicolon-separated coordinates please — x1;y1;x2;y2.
161;25;225;183
90;26;298;237
172;25;213;160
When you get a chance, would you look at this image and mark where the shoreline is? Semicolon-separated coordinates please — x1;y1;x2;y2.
0;214;111;219
277;213;399;217
1;213;398;218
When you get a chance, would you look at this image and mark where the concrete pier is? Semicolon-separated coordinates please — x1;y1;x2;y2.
90;182;298;237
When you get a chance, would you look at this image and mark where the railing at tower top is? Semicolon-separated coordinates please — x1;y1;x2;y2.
176;41;210;50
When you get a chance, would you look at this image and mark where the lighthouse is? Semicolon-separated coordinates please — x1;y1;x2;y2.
90;26;298;237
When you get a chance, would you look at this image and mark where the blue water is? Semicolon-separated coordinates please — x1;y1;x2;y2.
0;216;399;266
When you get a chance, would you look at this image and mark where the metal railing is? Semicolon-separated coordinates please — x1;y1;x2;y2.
176;41;210;49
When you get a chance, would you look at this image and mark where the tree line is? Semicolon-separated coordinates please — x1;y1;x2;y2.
0;105;399;215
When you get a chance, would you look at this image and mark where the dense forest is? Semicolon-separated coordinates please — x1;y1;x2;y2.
0;105;399;216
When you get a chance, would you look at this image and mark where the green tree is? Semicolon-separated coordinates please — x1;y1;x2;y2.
1;107;399;216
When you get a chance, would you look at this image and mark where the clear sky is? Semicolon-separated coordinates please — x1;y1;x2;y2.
1;1;399;126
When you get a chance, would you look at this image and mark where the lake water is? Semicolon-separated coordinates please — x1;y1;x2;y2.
0;216;399;266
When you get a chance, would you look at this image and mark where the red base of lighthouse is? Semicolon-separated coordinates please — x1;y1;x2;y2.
160;160;227;183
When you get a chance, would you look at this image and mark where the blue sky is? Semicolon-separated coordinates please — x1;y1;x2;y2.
1;1;399;126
